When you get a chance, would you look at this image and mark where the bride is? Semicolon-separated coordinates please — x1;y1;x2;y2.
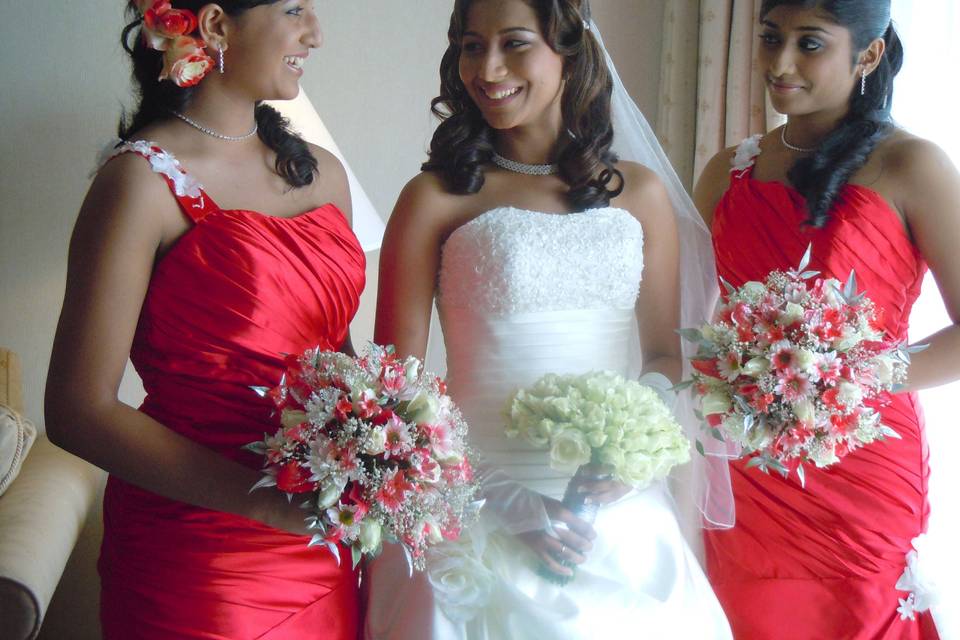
365;0;731;637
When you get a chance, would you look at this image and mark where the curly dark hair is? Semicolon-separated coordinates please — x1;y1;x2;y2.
423;0;622;210
761;0;903;228
119;0;317;188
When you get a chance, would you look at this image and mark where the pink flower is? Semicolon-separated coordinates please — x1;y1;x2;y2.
816;352;843;385
423;422;455;459
409;448;442;483
775;370;812;403
770;341;800;371
384;415;413;459
380;360;408;396
376;468;415;513
159;36;214;88
354;389;381;419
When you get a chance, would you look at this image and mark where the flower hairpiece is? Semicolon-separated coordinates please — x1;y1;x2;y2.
137;0;215;88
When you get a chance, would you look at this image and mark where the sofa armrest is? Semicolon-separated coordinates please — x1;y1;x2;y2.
0;436;105;640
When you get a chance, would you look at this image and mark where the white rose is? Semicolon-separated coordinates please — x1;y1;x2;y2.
837;381;863;408
740;281;768;303
701;391;732;417
793;399;815;424
795;349;816;374
428;549;495;623
548;428;592;473
781;302;805;325
405;391;439;424
317;478;344;509
875;357;895;385
359;518;383;553
741;357;770;377
363;426;387;455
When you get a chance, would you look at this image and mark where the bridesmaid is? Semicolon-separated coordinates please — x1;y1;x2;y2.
45;1;364;637
694;0;959;638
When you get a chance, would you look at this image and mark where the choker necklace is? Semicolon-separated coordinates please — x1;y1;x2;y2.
491;152;559;176
780;124;816;153
171;111;258;141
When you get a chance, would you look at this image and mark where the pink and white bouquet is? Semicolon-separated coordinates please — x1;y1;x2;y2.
680;246;920;485
246;344;479;570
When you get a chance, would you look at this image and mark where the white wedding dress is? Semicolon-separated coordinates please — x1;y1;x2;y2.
364;206;731;640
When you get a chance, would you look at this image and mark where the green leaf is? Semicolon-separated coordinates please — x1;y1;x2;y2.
249;475;277;492
879;425;902;439
710;427;726;442
745;457;765;469
695;440;706;456
670;380;694;392
677;328;704;343
250;385;270;398
906;343;930;354
796;464;806;488
351;545;364;569
242;441;268;455
797;243;813;271
719;277;736;296
326;541;342;566
843;270;858;299
799;270;821;280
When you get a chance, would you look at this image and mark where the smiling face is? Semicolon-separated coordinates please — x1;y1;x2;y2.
758;5;861;121
224;0;322;101
457;0;565;132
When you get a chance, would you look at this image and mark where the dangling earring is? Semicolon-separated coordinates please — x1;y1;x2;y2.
218;44;226;74
860;69;867;96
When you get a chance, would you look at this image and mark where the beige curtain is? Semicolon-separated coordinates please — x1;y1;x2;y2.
658;0;783;188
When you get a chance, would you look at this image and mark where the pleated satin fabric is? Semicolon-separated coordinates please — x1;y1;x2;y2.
704;149;939;639
99;144;365;639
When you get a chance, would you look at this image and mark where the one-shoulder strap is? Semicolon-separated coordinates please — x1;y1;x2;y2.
729;134;763;180
97;140;220;223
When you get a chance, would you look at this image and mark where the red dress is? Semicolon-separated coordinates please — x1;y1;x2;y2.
98;141;365;639
704;138;940;639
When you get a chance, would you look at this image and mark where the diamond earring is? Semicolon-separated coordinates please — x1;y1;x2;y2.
218;45;225;74
860;69;866;96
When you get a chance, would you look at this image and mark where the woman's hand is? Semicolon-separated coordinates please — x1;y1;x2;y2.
515;497;596;578
573;463;633;506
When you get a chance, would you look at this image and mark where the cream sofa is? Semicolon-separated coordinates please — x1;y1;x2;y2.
0;349;105;639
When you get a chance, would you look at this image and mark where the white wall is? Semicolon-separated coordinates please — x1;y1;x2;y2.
0;2;665;638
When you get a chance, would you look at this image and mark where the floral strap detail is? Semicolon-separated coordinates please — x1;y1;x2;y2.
730;134;763;178
97;139;218;222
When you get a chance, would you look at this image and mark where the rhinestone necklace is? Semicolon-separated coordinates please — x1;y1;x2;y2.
780;124;816;153
171;111;258;141
491;152;559;176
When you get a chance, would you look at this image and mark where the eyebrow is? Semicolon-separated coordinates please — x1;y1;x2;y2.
462;27;538;38
760;19;831;35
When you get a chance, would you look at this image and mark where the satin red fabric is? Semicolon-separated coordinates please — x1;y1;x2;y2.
99;146;366;639
704;152;939;639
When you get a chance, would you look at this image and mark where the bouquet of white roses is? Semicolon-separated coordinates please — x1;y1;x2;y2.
505;370;690;507
679;245;920;485
246;344;479;571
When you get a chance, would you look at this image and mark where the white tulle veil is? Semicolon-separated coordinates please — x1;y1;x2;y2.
590;23;736;531
425;17;736;532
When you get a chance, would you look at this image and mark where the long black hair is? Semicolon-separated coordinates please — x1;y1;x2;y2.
424;0;622;210
761;0;903;227
119;0;317;188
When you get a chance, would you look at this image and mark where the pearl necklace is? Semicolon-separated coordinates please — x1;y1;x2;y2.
491;152;559;176
780;124;816;153
171;111;259;141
